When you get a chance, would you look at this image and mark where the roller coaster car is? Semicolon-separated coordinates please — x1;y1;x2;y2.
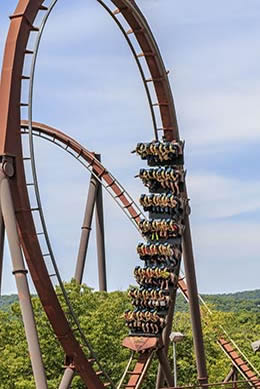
122;336;158;352
133;141;184;166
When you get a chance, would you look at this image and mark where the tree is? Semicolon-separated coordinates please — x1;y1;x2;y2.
0;282;260;388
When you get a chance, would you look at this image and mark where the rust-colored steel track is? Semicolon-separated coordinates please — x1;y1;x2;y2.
108;0;180;141
25;121;260;388
21;120;142;224
178;279;260;388
124;351;154;389
0;2;109;386
0;0;201;387
0;0;179;386
218;339;260;387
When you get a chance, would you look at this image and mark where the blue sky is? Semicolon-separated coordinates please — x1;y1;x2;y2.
1;0;260;294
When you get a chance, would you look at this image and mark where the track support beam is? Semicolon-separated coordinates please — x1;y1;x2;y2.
95;154;107;292
156;347;174;387
156;263;180;388
0;169;48;389
58;366;75;389
75;170;99;283
224;366;238;388
182;214;208;385
74;153;107;291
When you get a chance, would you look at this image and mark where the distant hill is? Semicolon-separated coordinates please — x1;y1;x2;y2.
1;289;260;313
0;294;18;311
176;289;260;312
201;289;260;312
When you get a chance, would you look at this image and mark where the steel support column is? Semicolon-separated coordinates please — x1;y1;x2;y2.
95;154;107;292
156;264;180;388
182;214;208;385
58;367;75;389
0;171;48;389
0;206;5;295
74;173;99;284
224;367;236;383
156;347;174;387
224;366;238;389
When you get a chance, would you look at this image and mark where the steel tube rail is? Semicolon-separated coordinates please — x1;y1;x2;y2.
112;0;179;141
24;0;168;340
111;2;208;384
25;8;111;383
25;121;259;386
96;0;158;140
26;4;109;385
24;0;184;304
110;1;208;384
23;121;206;387
20;1;169;383
198;294;260;380
22;5;185;382
0;170;48;389
117;352;134;389
114;2;208;384
0;4;112;387
135;351;155;389
0;0;207;387
21;121;145;228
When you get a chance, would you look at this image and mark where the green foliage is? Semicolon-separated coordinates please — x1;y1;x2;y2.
2;289;260;313
201;290;260;312
175;289;260;312
0;283;260;388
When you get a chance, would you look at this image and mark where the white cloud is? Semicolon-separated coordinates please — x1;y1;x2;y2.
188;173;260;220
192;220;260;293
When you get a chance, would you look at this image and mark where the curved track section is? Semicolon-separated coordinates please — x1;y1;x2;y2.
178;278;260;387
21;120;144;227
0;0;179;386
25;0;181;301
24;121;260;387
0;0;190;387
109;0;180;141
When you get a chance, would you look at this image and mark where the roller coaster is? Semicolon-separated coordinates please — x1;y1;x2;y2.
0;1;259;388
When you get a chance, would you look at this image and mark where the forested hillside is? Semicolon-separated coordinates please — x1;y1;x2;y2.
202;289;260;312
0;282;260;388
1;289;260;313
176;289;260;312
0;294;18;311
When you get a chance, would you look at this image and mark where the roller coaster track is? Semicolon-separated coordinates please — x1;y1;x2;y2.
20;120;144;229
21;119;158;387
178;278;260;387
1;0;255;387
23;120;260;388
0;0;182;386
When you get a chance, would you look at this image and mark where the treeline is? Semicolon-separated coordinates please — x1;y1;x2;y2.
176;289;260;312
2;288;260;313
0;282;260;388
0;294;18;311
